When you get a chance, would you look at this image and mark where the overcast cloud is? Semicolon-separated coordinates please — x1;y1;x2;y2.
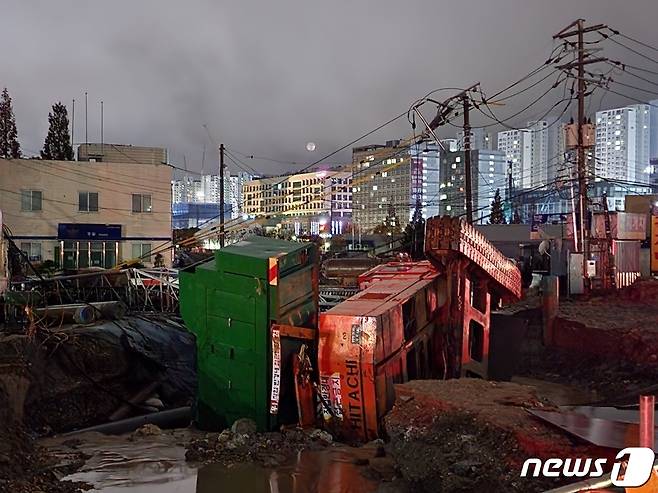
3;0;658;175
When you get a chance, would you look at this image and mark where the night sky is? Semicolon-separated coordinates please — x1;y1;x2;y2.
4;0;658;175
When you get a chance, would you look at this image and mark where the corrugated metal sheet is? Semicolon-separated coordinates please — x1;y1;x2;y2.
613;240;641;288
591;212;647;240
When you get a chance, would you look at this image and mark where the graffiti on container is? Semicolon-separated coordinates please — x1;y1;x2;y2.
319;373;344;421
350;324;361;344
270;327;281;414
331;373;344;419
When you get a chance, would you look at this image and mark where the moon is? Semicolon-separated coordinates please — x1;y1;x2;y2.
306;142;316;152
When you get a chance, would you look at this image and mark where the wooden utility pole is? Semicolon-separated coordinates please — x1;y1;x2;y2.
554;19;607;282
462;94;473;223
507;160;513;220
576;19;589;276
219;143;225;248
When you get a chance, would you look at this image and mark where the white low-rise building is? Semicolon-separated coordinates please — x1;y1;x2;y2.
0;158;172;268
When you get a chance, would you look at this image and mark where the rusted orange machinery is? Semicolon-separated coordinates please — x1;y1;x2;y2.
318;264;445;441
316;217;522;441
356;260;439;290
424;216;522;380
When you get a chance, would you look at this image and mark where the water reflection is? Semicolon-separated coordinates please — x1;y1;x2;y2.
46;431;379;493
196;449;377;493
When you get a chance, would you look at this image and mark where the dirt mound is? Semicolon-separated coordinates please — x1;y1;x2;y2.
618;277;658;303
519;345;657;403
384;379;601;493
186;426;334;468
0;423;88;493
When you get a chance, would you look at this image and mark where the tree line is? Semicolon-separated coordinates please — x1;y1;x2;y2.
0;87;73;161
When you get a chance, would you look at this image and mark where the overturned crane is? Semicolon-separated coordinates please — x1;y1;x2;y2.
317;216;522;440
179;216;522;441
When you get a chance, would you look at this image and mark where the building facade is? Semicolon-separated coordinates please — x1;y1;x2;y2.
438;150;507;224
595;104;653;185
242;169;352;235
410;142;441;220
171;171;253;224
0;158;172;268
516;182;655;223
497;128;532;188
457;128;493;151
497;118;567;189
351;141;411;233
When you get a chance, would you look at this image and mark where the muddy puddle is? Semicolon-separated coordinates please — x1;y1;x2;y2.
44;430;380;493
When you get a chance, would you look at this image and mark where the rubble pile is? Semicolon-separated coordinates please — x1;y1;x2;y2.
186;419;334;468
384;379;599;493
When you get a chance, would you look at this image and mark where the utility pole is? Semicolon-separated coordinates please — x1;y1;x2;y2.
554;19;607;284
507;160;513;221
100;100;104;158
71;99;75;148
423;83;479;222
219;143;225;248
576;19;588;278
84;91;88;146
462;94;473;223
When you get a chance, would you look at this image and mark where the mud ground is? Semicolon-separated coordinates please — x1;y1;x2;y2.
383;379;606;493
186;425;335;468
0;423;90;493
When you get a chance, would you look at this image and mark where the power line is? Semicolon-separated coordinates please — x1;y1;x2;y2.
584;79;658;109
473;82;576;132
604;77;658;97
610;30;658;54
606;60;658;88
225;147;345;168
601;31;658;67
10;158;173;200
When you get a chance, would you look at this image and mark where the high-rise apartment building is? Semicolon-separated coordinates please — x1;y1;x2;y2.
438;150;507;224
497;129;531;188
457;128;493;151
497;118;567;189
594;104;653;185
172;172;253;224
351;140;443;233
351;141;410;233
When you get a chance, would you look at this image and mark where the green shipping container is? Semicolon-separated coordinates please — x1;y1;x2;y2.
180;236;318;431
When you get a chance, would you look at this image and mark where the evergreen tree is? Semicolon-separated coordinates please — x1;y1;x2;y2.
0;88;21;159
41;102;73;160
489;189;505;224
373;204;402;235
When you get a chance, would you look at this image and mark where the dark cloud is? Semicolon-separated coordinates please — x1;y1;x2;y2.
3;0;658;174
